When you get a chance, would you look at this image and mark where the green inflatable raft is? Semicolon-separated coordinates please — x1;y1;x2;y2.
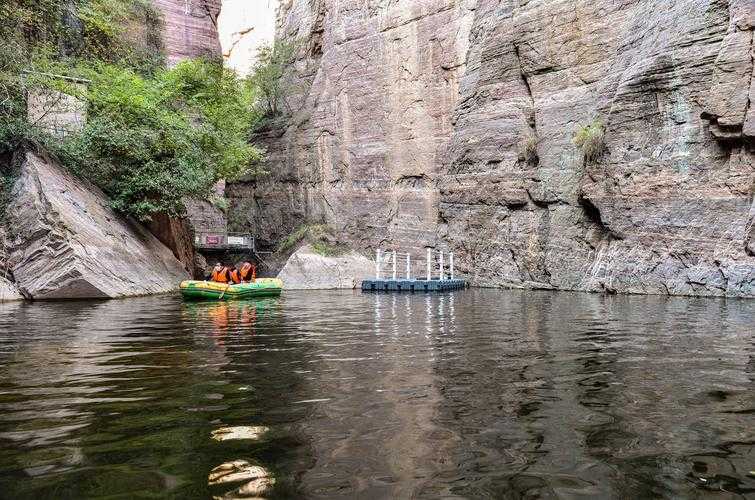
180;278;283;300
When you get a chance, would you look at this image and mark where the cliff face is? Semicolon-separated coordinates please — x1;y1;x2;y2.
230;0;475;256
232;0;755;297
152;0;222;66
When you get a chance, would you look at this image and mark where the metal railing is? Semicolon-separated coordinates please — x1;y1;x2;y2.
375;249;456;280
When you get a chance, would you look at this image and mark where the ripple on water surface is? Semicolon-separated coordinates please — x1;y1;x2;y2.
0;290;753;499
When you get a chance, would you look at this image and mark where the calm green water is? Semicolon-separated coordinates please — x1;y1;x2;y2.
0;290;753;499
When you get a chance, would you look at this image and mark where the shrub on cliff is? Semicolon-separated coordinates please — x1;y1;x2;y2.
573;120;607;164
277;224;346;256
249;40;297;117
57;59;262;220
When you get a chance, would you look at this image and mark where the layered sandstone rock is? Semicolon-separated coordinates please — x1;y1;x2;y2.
6;152;188;299
228;0;476;254
152;0;222;66
277;244;373;289
232;0;755;297
440;0;755;297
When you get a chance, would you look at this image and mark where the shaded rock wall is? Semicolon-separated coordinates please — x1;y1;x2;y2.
0;228;21;301
6;152;188;299
147;213;199;275
153;0;222;66
233;0;755;297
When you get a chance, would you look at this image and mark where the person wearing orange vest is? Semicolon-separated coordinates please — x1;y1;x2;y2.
210;263;232;283
229;266;242;284
238;261;256;283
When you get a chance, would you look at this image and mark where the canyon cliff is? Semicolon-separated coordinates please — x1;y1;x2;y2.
153;0;222;65
229;0;755;297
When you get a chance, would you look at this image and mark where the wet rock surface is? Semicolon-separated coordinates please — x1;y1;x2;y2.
233;0;755;297
5;152;188;299
209;460;274;500
277;245;374;289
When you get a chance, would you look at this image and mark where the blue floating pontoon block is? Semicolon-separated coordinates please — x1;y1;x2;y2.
361;278;467;292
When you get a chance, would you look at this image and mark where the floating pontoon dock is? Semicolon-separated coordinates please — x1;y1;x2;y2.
361;249;467;292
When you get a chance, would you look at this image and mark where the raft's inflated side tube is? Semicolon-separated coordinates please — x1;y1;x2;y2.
180;279;283;301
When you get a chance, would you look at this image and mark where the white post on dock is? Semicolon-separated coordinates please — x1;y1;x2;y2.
426;248;431;280
392;250;397;280
450;252;455;280
439;251;445;280
406;254;411;280
376;249;381;279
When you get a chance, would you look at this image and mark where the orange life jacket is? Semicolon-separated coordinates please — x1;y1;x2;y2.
239;262;256;282
229;269;241;284
211;267;230;283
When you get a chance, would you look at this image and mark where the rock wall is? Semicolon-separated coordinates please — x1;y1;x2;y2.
228;0;475;255
5;152;188;299
232;0;755;297
152;0;222;66
0;228;21;301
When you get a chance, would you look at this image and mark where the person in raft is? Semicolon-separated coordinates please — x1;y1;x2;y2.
238;261;256;283
228;262;256;284
209;263;233;283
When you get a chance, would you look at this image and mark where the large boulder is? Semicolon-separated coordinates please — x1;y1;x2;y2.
277;244;373;290
6;152;189;299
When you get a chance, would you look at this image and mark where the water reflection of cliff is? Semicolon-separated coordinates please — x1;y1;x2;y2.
0;295;310;498
425;291;755;499
0;291;752;498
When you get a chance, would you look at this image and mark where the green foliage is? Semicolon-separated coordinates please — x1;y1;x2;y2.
77;0;165;73
277;224;314;253
249;40;297;117
573;120;607;164
0;1;266;222
276;224;345;256
56;59;262;220
0;0;164;162
311;241;346;257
